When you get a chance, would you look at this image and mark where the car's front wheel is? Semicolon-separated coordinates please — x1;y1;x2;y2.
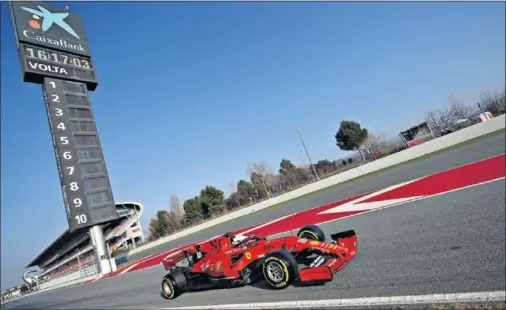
161;269;187;300
262;250;299;289
296;224;326;242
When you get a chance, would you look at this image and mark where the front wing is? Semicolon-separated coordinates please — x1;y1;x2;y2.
298;229;357;284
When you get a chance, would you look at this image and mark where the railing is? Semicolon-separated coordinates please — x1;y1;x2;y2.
38;261;98;291
41;246;93;276
41;234;89;268
112;235;129;250
106;217;136;240
47;255;94;279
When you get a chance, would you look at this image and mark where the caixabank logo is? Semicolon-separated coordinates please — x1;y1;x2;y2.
10;2;91;57
22;5;81;39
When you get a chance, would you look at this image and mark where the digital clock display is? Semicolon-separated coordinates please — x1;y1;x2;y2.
19;43;98;91
24;44;94;69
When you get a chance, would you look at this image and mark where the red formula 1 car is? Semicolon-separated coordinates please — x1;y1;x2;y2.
160;224;357;299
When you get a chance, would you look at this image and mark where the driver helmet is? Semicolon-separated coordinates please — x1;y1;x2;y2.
231;234;248;245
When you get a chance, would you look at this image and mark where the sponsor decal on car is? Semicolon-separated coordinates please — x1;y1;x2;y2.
201;261;211;272
215;261;223;272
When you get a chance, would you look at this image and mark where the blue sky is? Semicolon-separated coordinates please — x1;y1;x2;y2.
1;2;504;290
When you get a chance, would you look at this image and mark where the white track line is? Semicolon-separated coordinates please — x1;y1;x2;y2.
268;176;506;238
159;291;506;309
320;177;423;214
118;253;165;274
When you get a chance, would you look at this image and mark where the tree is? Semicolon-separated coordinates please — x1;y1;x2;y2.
425;96;473;134
360;132;387;160
200;201;212;220
278;158;298;188
226;182;242;209
448;95;471;120
480;90;506;115
265;173;281;193
314;159;335;174
236;180;255;204
335;120;368;151
183;196;201;223
148;218;162;240
169;194;184;231
361;132;386;150
294;166;312;184
225;192;241;209
279;158;296;174
199;186;225;207
250;172;268;199
248;161;275;199
166;211;184;232
148;210;172;239
199;185;225;215
425;108;454;133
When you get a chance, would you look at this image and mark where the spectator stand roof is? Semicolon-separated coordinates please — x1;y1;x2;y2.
25;202;144;269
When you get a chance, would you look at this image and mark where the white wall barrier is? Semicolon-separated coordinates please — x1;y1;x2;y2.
129;115;505;256
38;265;98;291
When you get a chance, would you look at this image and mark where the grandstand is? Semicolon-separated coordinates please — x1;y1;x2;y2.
24;202;145;290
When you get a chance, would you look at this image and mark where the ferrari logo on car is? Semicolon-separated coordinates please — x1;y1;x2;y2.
245;252;251;259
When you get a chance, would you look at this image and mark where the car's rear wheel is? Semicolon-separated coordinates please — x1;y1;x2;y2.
161;270;187;300
296;224;325;242
262;250;299;289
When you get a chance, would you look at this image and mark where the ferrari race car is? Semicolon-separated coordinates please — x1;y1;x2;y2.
160;224;357;299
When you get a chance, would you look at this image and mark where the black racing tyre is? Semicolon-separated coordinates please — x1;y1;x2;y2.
296;224;325;242
262;250;299;289
161;269;187;300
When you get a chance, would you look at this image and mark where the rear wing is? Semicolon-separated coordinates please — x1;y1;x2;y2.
161;248;194;271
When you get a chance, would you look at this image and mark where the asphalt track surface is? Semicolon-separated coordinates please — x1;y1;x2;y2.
3;133;505;309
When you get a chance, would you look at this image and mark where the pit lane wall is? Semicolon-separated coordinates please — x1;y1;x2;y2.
129;114;505;256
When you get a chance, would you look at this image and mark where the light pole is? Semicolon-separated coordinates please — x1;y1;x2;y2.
296;128;320;181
